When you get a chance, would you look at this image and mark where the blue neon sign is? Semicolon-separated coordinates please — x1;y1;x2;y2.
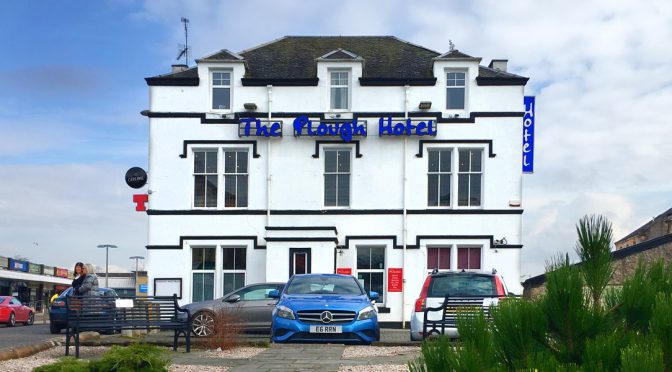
522;96;535;173
378;117;436;136
293;116;366;142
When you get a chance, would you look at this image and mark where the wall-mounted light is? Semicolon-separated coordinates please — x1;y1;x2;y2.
337;248;344;256
493;237;508;246
418;101;432;110
244;103;257;111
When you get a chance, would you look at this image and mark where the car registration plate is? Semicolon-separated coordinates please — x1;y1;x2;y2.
310;325;342;333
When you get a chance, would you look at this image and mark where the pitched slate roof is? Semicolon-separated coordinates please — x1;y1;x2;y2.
239;36;438;84
616;207;672;244
145;36;528;86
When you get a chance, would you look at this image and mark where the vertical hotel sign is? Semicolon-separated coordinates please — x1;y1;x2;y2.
522;96;535;173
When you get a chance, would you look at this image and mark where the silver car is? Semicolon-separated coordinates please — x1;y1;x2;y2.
181;282;285;337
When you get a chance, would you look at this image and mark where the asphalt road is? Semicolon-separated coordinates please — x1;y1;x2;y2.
0;323;63;350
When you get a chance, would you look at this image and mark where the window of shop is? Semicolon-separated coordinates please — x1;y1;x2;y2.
428;149;451;206
224;150;248;208
458;149;483;206
427;247;451;272
222;247;246;294
446;71;466;109
192;247;215;302
357;246;385;303
330;70;349;110
193;150;218;208
212;71;231;110
457;246;481;270
324;148;351;207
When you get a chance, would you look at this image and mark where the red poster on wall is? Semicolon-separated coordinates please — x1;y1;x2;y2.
388;268;403;292
336;268;352;275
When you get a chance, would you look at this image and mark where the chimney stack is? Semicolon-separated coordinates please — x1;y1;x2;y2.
488;59;508;72
171;64;189;73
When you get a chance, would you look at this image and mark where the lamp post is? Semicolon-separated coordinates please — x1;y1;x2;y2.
96;244;118;288
129;256;145;296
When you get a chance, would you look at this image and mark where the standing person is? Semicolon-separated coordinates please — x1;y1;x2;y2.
71;262;85;294
76;264;99;296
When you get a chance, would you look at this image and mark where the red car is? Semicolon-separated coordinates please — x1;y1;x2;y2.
0;296;34;327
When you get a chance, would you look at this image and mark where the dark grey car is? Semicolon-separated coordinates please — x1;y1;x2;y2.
181;282;285;337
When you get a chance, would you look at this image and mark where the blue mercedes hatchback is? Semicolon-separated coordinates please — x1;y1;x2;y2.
270;274;380;344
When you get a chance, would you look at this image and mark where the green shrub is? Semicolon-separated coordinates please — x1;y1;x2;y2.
33;357;89;372
490;298;547;370
88;343;169;372
620;337;664;372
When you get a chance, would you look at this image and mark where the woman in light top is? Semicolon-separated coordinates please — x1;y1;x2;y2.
76;263;99;296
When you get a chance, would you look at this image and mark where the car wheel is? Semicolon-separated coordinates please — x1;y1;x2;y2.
7;313;15;327
25;312;34;326
191;311;216;337
49;322;61;334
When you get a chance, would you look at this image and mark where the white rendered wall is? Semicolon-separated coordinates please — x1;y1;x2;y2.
145;57;527;317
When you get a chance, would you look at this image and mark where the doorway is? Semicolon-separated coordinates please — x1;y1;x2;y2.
289;248;311;278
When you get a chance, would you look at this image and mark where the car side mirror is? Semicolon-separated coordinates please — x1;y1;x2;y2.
369;291;379;301
268;289;280;299
224;294;241;303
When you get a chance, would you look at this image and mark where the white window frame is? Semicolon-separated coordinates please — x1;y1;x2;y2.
323;147;352;208
355;245;386;306
329;69;350;111
426;245;452;274
193;149;218;209
445;69;467;111
191;246;216;303
457;148;484;208
427;148;452;207
223;149;249;208
211;69;232;112
222;246;246;294
456;245;483;271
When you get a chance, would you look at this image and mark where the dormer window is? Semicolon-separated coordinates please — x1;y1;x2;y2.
330;70;350;110
212;71;231;110
446;71;466;110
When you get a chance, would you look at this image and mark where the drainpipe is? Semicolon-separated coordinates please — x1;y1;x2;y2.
267;85;273;227
402;85;410;329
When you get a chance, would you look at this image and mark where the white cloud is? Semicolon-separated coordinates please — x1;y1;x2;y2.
3;0;671;283
0;164;147;270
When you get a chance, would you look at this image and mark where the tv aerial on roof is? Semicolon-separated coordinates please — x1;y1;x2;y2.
177;17;190;66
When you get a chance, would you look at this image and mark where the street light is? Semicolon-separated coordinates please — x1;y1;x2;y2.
129;256;145;296
97;244;118;288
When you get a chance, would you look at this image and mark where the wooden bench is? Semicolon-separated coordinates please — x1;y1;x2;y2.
422;295;503;339
65;295;190;357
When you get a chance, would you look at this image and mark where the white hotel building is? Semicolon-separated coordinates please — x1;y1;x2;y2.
142;36;530;325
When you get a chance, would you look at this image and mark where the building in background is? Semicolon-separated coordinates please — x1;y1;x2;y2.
0;256;73;310
524;206;672;298
615;207;672;250
142;36;530;325
97;271;148;297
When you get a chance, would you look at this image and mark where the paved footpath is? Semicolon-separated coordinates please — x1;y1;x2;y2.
171;344;420;372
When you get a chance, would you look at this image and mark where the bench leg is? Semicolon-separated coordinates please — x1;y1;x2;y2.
65;328;70;356
185;329;191;353
172;330;178;351
75;331;80;358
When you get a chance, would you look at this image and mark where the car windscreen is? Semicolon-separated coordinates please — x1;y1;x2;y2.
286;276;364;295
428;274;497;297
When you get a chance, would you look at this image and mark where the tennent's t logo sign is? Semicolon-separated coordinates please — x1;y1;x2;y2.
133;194;148;212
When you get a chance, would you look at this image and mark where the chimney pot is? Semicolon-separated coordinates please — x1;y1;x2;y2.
171;64;189;73
488;59;508;72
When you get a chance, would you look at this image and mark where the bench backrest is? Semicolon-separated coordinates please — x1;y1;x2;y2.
65;295;181;328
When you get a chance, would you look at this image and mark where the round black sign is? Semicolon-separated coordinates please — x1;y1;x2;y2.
125;167;147;189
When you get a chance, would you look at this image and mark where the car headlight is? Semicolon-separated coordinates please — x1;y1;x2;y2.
274;305;295;320
357;306;377;320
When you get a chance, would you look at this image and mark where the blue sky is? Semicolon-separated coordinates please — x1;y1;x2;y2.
1;0;671;277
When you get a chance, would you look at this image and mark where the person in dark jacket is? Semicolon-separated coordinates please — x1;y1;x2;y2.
76;264;99;296
71;262;85;293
